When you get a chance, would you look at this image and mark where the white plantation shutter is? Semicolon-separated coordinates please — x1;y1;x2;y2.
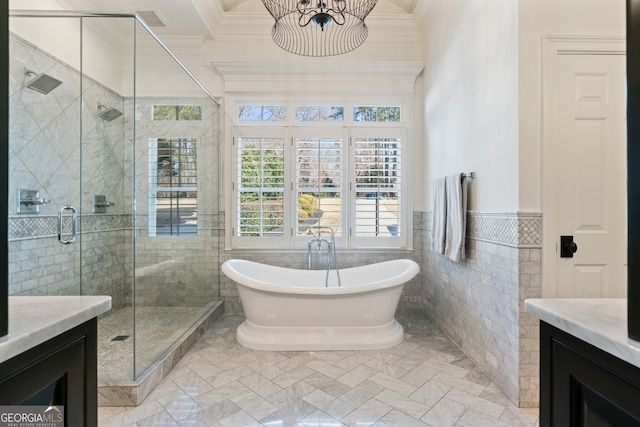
232;102;409;250
352;130;403;245
235;135;286;239
149;138;198;236
295;135;344;238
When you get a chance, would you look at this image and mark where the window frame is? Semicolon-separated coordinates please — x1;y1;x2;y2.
291;126;348;248
148;137;199;237
228;98;411;251
232;127;291;249
349;127;406;249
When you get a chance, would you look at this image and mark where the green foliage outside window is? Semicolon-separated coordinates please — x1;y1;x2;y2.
297;194;318;219
153;105;202;121
353;106;401;122
239;195;283;236
239;148;284;199
239;146;285;236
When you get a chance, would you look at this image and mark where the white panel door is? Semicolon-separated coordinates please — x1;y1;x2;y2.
555;54;626;297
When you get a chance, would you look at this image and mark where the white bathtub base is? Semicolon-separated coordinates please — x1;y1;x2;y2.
236;319;405;351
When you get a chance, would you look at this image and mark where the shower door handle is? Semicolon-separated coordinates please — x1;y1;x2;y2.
58;205;77;244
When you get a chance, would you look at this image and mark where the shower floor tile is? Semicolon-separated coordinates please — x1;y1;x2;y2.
98;313;540;426
98;306;211;383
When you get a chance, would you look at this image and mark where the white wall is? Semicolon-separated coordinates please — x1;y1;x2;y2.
10;17;82;69
419;0;519;212
518;0;625;212
419;0;624;213
10;16;129;94
9;15;208;98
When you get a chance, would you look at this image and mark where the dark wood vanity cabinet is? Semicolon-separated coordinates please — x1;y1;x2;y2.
0;319;98;427
541;321;640;426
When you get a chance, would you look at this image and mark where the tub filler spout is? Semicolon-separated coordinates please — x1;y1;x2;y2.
307;226;341;287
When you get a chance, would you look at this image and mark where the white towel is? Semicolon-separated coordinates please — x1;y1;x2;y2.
444;173;468;262
431;177;447;254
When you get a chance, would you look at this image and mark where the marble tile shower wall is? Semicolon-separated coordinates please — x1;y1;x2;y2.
419;211;542;408
129;228;222;307
8;34;128;309
8;35;223;311
124;97;221;307
9;230;125;306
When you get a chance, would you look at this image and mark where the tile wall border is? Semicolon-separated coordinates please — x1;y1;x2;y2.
9;213;226;241
422;211;542;249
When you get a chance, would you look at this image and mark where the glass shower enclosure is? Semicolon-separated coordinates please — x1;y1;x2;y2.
8;13;221;404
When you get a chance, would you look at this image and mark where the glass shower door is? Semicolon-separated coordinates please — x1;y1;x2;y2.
8;16;83;299
131;18;220;378
9;13;221;389
81;16;134;383
9;14;137;383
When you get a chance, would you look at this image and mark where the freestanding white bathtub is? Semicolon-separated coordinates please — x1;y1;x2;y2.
221;259;420;351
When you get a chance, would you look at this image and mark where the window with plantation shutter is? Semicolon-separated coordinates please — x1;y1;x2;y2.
351;130;403;245
149;138;197;236
231;101;408;250
295;134;344;238
236;135;286;238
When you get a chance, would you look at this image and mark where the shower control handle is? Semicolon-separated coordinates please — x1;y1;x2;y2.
58;205;77;245
20;196;51;206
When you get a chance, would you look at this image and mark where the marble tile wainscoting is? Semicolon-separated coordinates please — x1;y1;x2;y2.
420;212;542;408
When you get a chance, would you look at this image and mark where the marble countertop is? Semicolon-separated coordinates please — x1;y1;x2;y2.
525;298;640;368
0;295;111;363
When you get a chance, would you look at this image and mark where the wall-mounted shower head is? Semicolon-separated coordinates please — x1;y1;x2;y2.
97;103;123;122
24;68;62;94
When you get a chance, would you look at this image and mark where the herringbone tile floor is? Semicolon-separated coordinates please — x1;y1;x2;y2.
98;313;539;426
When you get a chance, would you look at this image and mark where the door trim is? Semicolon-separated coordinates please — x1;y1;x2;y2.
541;35;626;298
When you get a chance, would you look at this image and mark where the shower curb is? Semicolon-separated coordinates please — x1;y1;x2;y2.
97;301;224;407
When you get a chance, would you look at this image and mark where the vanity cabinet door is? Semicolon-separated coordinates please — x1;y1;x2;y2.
541;322;640;426
0;319;97;427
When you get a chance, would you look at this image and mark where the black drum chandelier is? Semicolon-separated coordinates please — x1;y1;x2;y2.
262;0;378;57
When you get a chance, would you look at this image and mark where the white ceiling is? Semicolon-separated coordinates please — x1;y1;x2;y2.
9;0;427;93
9;0;421;40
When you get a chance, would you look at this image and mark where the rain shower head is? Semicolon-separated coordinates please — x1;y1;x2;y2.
97;103;123;122
24;68;62;94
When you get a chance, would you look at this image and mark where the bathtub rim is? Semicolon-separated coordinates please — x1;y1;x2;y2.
221;258;419;295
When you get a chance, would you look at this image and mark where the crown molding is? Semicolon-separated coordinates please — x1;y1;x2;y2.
212;60;425;80
211;60;425;94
